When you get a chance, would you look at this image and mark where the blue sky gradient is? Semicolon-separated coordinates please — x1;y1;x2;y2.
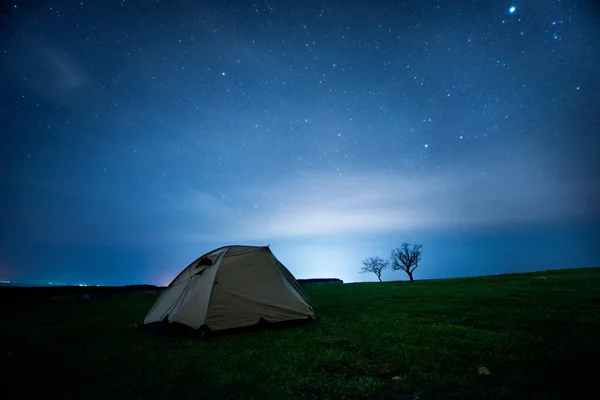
1;0;599;285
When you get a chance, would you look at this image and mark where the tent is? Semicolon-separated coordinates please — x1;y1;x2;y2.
144;245;315;332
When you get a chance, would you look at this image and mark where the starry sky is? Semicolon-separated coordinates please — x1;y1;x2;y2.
1;0;599;286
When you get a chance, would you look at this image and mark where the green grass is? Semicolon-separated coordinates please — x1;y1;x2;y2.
3;267;600;399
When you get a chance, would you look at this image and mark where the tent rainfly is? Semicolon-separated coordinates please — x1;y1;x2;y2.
144;245;315;332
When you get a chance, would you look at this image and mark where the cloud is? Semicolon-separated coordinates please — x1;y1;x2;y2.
1;28;87;103
177;160;599;243
44;49;86;89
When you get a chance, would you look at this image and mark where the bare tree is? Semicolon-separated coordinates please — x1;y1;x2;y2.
390;243;423;282
360;256;389;282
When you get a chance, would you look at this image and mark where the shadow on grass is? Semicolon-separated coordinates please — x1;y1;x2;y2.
140;316;322;340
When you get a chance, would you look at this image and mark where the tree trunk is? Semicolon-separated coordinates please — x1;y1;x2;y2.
407;271;414;281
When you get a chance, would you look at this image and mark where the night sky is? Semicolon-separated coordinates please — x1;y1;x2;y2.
1;0;599;286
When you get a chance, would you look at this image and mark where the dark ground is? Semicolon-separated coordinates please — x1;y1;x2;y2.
2;267;599;399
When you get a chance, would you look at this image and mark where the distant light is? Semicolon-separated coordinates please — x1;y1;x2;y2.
509;6;516;14
221;72;226;76
424;144;429;148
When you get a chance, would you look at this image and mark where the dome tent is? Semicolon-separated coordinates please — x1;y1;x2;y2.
144;245;315;333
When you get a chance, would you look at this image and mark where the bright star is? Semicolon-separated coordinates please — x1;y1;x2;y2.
424;144;428;148
508;6;516;14
221;72;226;76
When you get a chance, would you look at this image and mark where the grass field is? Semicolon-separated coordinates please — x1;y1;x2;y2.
3;267;600;399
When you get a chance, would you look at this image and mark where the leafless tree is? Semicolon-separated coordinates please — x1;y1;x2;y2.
360;256;389;282
390;243;423;282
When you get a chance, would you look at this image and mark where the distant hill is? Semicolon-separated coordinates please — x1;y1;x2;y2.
298;278;343;285
0;284;165;300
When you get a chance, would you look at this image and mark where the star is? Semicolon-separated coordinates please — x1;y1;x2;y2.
508;6;516;14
